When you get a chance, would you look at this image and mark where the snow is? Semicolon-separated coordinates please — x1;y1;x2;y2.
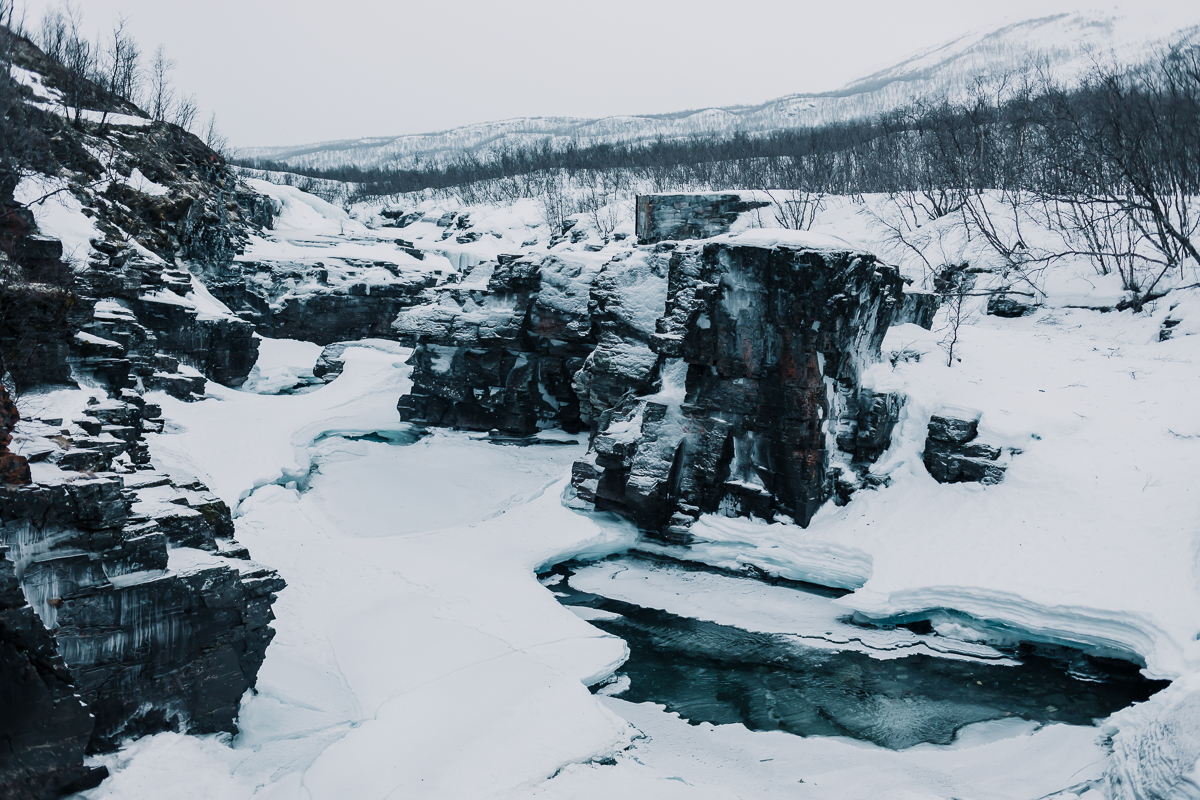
186;275;240;320
568;558;1014;663
1103;672;1200;798
84;341;640;799
124;168;170;197
656;304;1200;679
77;332;1119;799
74;332;121;348
240;338;324;395
527;699;1108;800
13;175;100;264
71;177;1200;798
246;179;364;236
718;228;867;253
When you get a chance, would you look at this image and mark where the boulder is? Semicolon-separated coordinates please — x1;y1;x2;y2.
923;411;1009;484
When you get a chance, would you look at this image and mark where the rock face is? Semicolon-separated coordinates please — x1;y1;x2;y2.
0;474;284;750
0;30;285;796
571;235;904;537
389;195;927;536
0;385;31;486
893;290;939;329
0;546;106;800
636;194;771;244
394;254;604;434
0;30;269;392
201;256;440;346
923;412;1010;484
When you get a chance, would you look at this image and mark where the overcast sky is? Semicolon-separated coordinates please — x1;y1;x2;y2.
14;0;1198;148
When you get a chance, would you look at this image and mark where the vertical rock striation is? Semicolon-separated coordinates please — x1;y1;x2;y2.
394;254;603;434
0;546;107;800
571;232;904;538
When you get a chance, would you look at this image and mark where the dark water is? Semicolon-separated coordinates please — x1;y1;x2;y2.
313;428;426;446
546;556;1168;749
485;433;580;447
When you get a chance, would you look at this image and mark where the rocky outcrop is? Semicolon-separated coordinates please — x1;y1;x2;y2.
394;254;603;434
0;31;285;795
636;193;770;244
0;473;283;750
570;248;668;426
389;201;929;536
0;546;106;800
0;385;31;486
0;28;270;391
923;411;1012;484
204;263;437;346
987;293;1037;318
570;233;904;537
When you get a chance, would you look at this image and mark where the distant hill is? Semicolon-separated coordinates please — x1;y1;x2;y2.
236;9;1200;172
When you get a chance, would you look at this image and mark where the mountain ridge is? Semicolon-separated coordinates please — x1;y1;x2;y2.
240;9;1200;172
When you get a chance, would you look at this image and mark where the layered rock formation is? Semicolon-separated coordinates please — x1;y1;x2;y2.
0;546;106;800
0;27;284;797
636;193;770;244
571;233;904;537
394;253;606;434
0;473;282;750
200;246;441;346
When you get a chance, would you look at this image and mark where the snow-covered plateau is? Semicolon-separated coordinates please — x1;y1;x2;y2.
43;183;1196;800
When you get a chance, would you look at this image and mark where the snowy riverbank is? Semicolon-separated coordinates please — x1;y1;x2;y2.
68;332;1186;800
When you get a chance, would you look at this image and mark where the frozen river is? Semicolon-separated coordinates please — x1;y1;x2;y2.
78;340;1141;800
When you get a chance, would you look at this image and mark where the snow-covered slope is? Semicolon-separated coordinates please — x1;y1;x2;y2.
237;9;1200;172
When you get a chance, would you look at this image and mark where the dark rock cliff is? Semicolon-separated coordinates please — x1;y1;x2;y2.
0;474;283;751
571;236;904;537
202;256;438;346
391;219;912;537
394;254;602;434
0;26;284;797
0;546;107;800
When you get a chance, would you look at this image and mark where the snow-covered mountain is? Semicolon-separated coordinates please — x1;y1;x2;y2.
237;8;1200;172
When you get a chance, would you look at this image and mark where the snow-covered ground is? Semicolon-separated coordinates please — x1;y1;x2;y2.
64;180;1200;799
74;340;1124;800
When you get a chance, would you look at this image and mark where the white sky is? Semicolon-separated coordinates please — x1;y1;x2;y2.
13;0;1199;148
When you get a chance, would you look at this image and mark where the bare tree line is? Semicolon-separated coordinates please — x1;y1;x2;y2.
12;1;226;152
238;44;1200;308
